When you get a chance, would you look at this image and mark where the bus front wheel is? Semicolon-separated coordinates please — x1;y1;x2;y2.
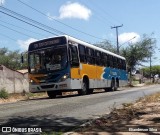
78;80;88;95
47;91;57;98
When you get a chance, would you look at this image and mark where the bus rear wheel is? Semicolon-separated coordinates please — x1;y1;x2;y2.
78;80;88;95
111;79;118;91
47;91;57;98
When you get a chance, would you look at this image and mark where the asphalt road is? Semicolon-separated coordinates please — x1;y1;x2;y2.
0;84;160;133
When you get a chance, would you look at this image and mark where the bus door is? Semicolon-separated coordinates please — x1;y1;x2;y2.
69;44;81;89
95;51;103;88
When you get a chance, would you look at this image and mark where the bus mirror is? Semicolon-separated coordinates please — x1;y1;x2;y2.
69;48;72;62
21;54;24;63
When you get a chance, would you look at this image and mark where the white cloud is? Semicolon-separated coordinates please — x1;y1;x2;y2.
51;1;92;21
46;12;55;20
0;0;5;5
119;32;140;44
17;38;37;51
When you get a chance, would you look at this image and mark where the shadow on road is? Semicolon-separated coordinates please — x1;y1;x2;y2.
28;89;117;101
0;115;86;133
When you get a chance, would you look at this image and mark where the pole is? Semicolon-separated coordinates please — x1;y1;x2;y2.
150;41;152;82
111;24;123;54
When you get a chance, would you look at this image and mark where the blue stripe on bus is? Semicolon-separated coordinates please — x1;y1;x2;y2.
103;67;128;80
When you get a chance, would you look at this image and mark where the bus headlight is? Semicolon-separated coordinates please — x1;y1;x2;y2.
30;79;33;83
59;73;70;82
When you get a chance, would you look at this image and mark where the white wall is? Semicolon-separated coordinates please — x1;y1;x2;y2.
0;65;29;93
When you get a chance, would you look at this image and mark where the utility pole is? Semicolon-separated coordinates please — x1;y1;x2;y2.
111;24;123;54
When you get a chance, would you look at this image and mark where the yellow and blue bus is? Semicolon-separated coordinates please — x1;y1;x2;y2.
28;35;128;98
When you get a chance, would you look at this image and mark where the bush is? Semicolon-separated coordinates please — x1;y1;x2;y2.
0;88;9;99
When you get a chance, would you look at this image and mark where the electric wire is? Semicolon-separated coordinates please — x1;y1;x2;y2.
0;23;37;38
0;10;58;36
16;0;105;40
79;0;115;26
0;6;65;35
0;19;47;37
91;0;123;25
0;33;17;41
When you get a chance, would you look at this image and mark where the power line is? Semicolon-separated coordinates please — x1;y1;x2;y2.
0;6;65;35
16;0;105;40
0;33;17;41
0;10;58;36
0;19;47;37
79;0;115;26
0;23;37;38
90;1;123;25
111;24;123;54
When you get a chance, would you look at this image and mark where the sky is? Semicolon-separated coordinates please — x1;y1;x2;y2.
0;0;160;66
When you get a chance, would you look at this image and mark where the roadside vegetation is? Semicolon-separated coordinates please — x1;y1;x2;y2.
72;92;160;134
0;88;9;99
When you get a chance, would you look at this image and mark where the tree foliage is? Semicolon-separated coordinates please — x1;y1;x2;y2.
0;47;27;70
142;65;160;78
95;35;156;73
94;40;117;53
120;35;156;71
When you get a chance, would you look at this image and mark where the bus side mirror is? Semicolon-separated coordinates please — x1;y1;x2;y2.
21;54;24;63
69;48;72;62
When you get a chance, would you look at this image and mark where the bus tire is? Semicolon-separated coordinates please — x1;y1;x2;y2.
47;91;57;98
110;79;116;91
88;89;94;94
78;79;88;95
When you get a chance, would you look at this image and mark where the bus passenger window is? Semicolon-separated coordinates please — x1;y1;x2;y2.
95;51;102;66
86;48;95;65
78;44;86;63
69;45;79;67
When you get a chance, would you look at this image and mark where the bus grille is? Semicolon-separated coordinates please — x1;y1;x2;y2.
41;84;55;89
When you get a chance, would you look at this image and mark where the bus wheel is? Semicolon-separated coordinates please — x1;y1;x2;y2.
47;91;57;98
78;80;88;95
88;89;94;94
110;79;116;91
111;79;118;91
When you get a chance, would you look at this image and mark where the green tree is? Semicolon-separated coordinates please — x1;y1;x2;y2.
142;65;160;82
0;47;27;70
94;35;157;85
121;36;156;71
94;40;117;53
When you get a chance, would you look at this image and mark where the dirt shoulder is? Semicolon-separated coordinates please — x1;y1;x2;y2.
67;92;160;135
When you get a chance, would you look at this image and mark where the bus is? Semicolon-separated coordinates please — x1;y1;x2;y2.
27;35;128;98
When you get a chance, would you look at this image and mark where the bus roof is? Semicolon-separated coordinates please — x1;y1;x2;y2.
29;35;125;60
65;35;125;60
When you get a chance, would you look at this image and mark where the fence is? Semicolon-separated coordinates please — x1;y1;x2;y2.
0;65;29;93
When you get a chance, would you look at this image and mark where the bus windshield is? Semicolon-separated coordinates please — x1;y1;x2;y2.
28;46;67;74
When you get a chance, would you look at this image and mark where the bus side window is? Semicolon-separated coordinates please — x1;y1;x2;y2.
122;60;126;70
78;44;86;63
113;57;117;68
107;54;110;67
95;51;102;66
110;56;113;68
101;53;107;67
117;58;120;69
69;45;79;67
119;59;122;69
86;47;95;65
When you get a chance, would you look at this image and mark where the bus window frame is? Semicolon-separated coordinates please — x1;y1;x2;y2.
69;44;80;68
78;44;87;63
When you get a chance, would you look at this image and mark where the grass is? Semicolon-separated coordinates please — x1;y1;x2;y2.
25;92;47;99
137;92;160;103
0;88;9;99
73;91;160;133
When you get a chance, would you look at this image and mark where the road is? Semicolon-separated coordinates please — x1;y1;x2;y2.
0;84;160;133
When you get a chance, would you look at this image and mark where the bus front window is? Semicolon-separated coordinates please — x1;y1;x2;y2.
29;47;67;74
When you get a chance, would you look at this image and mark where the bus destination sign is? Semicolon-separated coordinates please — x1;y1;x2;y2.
29;37;67;51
